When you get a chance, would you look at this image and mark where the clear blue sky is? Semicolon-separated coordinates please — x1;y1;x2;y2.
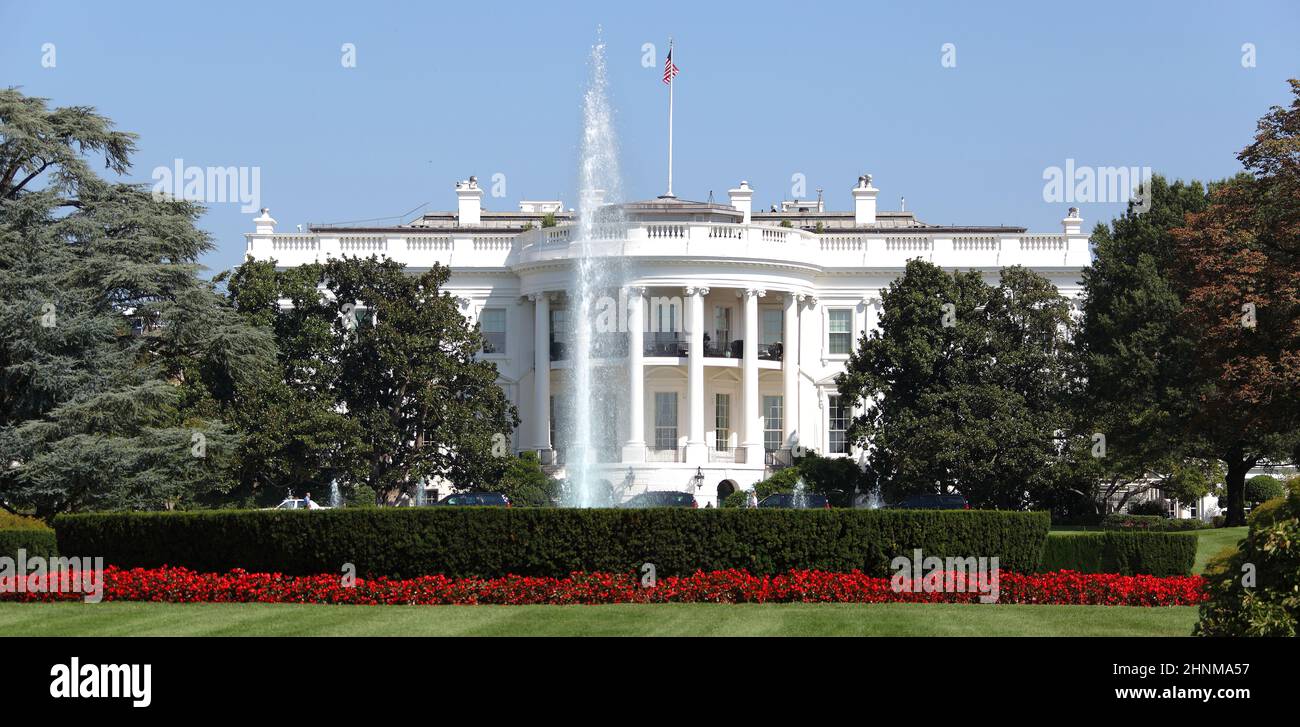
4;0;1298;275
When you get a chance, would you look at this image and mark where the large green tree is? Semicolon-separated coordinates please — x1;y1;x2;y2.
1067;175;1221;515
0;88;273;516
836;260;1073;509
225;256;518;504
1172;80;1300;525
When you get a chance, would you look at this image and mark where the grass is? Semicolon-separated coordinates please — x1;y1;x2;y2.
0;601;1198;636
1192;526;1247;574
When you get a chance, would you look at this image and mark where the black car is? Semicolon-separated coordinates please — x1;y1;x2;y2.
433;492;512;507
621;491;698;508
887;494;969;510
757;493;830;509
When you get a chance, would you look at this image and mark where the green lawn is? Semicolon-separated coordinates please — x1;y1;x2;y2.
0;601;1197;636
1192;526;1247;574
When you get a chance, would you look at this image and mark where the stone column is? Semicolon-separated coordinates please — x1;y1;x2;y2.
781;292;800;457
622;287;646;463
741;288;766;465
531;292;551;455
684;286;709;463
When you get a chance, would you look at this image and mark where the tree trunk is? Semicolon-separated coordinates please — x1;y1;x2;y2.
1223;453;1251;526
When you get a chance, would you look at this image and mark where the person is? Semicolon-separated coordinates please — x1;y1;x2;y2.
746;489;758;509
303;492;313;508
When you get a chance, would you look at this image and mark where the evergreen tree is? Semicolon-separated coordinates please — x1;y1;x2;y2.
0;89;273;516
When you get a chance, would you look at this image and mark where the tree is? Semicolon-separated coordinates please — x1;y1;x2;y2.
1067;175;1218;515
0;89;274;517
224;255;519;504
1244;474;1286;505
1172;80;1300;525
219;260;365;506
836;260;1073;509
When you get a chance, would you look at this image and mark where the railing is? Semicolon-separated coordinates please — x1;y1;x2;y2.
647;224;687;239
1021;234;1067;251
646;447;681;463
250;222;1083;272
820;235;865;251
708;447;747;464
339;235;386;252
472;236;513;251
885;236;932;251
405;235;451;251
952;235;999;251
270;234;319;251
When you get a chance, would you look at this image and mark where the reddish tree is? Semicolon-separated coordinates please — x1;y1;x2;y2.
1172;80;1300;525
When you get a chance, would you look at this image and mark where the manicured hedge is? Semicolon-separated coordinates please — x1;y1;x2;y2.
1038;532;1197;576
0;529;58;561
55;508;1050;579
1102;514;1209;531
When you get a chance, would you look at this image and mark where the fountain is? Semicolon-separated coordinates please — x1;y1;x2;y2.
329;479;342;508
564;32;626;507
791;476;810;509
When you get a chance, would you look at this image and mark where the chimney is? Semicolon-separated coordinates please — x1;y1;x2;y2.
254;207;276;234
456;176;483;226
728;180;753;223
852;174;878;225
1062;207;1083;236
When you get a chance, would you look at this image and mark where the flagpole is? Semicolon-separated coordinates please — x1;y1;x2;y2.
666;39;674;198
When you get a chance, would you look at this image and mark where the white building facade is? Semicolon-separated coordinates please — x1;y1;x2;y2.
247;175;1090;506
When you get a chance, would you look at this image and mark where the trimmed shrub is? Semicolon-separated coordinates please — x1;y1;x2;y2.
1245;475;1286;505
1038;532;1197;576
1102;514;1210;531
1127;500;1168;517
1197;486;1300;636
0;530;58;561
0;511;57;560
55;508;1049;579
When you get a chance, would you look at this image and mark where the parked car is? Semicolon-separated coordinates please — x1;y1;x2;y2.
757;493;831;509
887;494;969;510
621;491;698;508
270;498;329;510
433;492;512;507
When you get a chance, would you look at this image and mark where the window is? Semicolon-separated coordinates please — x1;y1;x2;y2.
480;307;506;354
550;308;570;345
654;392;678;450
764;395;783;452
761;309;783;346
714;394;730;450
828;309;852;355
714;306;732;348
828;394;849;454
549;395;558;450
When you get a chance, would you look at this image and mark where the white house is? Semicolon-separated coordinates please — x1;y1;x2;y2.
246;174;1090;506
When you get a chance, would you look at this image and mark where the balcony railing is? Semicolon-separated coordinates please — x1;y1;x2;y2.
647;447;681;463
250;222;1083;273
708;447;747;464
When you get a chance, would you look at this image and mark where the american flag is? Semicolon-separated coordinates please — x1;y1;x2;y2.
662;46;680;84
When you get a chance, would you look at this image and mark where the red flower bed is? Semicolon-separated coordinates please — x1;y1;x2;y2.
0;567;1207;607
